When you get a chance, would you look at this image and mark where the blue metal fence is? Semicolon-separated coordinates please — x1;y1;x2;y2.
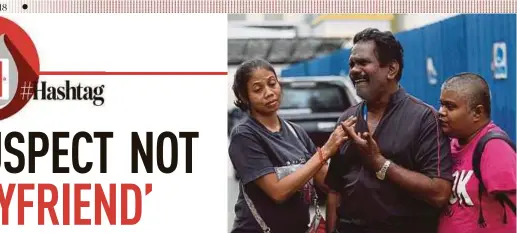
280;14;516;141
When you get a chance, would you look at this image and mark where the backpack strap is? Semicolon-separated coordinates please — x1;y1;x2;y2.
472;130;516;227
472;131;515;190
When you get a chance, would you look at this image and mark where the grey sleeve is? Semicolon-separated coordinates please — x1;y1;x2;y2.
228;131;276;185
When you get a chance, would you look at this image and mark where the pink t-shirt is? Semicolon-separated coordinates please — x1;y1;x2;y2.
438;122;516;233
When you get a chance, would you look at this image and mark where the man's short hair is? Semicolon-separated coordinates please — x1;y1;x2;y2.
353;28;404;81
442;72;491;117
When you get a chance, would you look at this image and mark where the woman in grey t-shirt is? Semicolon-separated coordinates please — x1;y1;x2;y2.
228;58;352;233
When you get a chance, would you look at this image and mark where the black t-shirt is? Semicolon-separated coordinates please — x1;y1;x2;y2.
325;87;454;233
229;115;318;233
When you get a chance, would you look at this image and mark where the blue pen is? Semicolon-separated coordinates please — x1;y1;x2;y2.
363;103;367;122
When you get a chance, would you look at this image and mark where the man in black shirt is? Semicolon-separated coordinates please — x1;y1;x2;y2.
325;28;454;233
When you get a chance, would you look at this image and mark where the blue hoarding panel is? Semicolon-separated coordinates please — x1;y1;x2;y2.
465;14;516;141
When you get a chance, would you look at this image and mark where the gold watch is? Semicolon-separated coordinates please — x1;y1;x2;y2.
375;160;391;180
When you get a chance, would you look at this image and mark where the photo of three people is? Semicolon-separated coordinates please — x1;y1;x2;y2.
226;13;516;233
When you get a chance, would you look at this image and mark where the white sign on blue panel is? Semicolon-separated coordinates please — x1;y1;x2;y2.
493;42;507;80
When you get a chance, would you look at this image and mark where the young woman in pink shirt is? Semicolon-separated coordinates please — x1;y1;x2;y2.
437;72;516;233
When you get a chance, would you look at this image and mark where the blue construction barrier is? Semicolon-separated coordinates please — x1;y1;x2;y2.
280;14;516;141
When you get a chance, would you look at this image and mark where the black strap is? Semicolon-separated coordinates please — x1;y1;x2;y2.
472;130;516;227
497;193;516;214
472;131;516;189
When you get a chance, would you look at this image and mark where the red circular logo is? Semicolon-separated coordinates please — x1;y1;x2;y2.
0;16;39;120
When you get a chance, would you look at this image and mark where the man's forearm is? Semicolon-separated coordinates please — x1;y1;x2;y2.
326;191;340;233
370;156;452;208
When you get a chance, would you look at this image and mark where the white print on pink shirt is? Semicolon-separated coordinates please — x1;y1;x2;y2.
450;170;474;206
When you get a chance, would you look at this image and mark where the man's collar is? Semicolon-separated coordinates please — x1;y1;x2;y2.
362;85;407;110
388;85;406;106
